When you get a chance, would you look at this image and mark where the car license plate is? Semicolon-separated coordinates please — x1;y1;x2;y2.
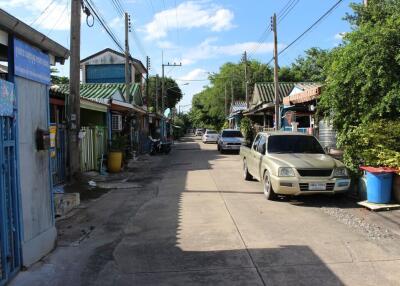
309;183;326;191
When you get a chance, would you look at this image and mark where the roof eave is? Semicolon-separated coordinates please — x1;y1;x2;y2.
0;9;70;63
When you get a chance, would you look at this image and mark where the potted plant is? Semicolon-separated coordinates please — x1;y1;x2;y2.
108;134;127;173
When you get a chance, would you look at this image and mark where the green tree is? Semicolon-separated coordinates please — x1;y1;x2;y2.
51;68;69;84
146;76;183;111
320;0;400;171
290;48;331;82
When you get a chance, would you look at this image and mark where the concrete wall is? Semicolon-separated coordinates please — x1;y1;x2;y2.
15;77;56;267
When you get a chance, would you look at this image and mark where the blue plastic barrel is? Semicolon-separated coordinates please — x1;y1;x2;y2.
366;172;393;204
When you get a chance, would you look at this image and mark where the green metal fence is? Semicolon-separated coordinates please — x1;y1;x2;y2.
80;126;108;172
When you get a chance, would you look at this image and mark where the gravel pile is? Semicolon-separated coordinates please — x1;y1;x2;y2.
321;207;395;240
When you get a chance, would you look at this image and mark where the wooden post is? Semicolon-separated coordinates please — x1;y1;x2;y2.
67;0;81;179
272;13;280;130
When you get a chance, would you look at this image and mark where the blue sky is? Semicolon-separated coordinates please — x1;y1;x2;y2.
1;0;360;110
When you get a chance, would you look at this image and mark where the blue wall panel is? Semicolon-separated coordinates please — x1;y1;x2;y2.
86;64;125;83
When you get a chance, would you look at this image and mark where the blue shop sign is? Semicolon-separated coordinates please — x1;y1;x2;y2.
14;38;50;85
0;79;15;116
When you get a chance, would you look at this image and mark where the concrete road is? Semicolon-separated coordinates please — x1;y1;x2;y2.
12;136;400;286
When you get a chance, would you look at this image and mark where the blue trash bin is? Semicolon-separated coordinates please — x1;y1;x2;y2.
366;172;393;204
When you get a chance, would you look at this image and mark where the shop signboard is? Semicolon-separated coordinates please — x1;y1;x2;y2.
14;38;50;85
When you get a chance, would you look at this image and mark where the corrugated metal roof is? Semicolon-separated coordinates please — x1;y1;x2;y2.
252;83;295;107
231;101;247;113
51;83;140;101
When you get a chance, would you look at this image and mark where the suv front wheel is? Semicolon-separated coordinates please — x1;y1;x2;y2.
263;171;277;200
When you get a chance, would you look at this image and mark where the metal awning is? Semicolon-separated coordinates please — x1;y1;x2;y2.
80;98;108;113
283;86;322;105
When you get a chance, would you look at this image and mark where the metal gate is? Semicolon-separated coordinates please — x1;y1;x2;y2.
0;116;21;285
80;126;108;172
51;125;66;186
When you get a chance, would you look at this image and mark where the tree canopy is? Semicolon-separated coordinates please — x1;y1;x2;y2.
146;76;183;111
320;0;400;171
189;48;330;130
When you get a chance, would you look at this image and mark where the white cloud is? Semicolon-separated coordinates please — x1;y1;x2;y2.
109;17;124;29
180;68;208;81
0;0;70;30
157;40;179;50
334;32;346;41
181;38;280;65
144;1;235;40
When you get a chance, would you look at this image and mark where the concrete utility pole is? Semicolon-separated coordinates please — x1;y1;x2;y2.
231;80;234;111
272;13;280;130
124;12;131;102
161;62;182;113
224;83;227;116
243;51;249;108
146;56;150;109
155;74;159;113
67;0;81;179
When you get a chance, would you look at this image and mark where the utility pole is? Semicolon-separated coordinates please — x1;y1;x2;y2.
364;0;368;6
155;74;159;113
272;13;280;130
146;56;150;109
67;0;81;179
224;83;227;116
124;12;131;102
231;80;234;110
243;51;249;108
161;62;182;113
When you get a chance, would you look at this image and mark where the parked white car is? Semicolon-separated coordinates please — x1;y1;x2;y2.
217;129;244;153
195;128;203;136
202;130;219;143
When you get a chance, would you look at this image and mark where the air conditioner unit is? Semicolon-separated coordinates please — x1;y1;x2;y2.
111;114;123;131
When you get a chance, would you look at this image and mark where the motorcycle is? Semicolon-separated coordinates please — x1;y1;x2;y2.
149;136;171;155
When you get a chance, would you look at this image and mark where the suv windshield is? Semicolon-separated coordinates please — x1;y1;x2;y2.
206;130;217;134
267;135;325;154
222;131;243;138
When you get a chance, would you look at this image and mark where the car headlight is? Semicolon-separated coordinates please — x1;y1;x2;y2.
278;167;295;177
332;167;348;177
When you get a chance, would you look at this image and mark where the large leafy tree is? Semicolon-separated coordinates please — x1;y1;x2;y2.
189;60;274;129
290;48;331;82
320;0;400;171
146;76;182;111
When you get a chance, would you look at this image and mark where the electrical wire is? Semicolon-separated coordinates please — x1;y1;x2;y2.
248;0;298;58
110;0;124;16
267;0;344;65
84;0;124;52
46;0;70;36
278;0;299;24
30;0;58;25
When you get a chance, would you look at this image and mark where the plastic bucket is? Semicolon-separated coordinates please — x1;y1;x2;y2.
108;151;122;173
366;172;393;204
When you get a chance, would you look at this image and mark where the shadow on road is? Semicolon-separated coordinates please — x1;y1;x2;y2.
93;136;346;285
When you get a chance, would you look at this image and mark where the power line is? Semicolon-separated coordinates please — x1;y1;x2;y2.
30;0;58;25
248;0;299;58
46;0;70;36
84;0;124;52
110;0;124;16
267;0;343;64
278;0;299;24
